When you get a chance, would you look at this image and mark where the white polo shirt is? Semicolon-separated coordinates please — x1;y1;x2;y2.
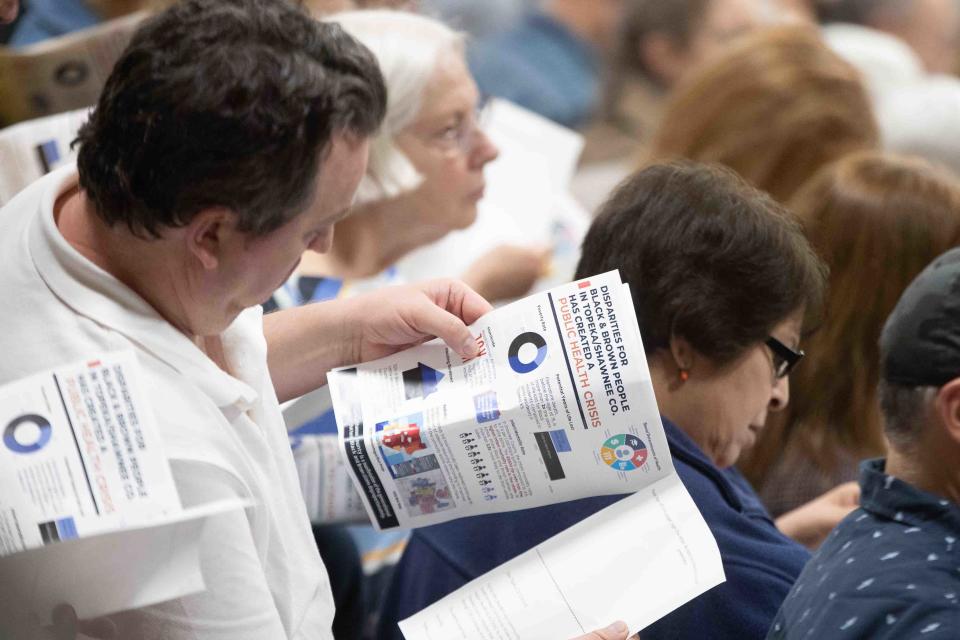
0;166;335;639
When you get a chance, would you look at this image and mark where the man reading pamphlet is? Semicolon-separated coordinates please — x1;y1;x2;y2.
0;1;637;638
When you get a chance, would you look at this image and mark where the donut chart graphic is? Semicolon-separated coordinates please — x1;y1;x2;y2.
508;332;548;374
600;434;648;471
4;414;53;454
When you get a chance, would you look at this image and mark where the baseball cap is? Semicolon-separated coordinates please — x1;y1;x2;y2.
880;247;960;387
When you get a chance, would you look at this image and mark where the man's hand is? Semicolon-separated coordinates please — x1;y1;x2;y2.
341;279;493;364
265;279;492;402
571;621;637;640
776;481;860;549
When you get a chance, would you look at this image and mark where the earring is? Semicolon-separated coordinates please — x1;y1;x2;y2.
679;368;689;383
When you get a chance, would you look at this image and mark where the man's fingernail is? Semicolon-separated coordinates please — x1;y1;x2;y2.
462;336;477;357
605;621;628;634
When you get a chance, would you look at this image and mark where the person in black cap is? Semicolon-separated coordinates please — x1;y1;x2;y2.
768;246;960;639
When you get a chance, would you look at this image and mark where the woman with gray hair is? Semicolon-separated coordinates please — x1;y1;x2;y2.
276;11;602;640
270;9;548;311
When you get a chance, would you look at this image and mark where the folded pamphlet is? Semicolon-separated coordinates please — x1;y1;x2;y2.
329;271;672;530
0;352;246;629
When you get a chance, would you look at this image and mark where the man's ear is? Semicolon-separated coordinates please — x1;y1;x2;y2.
185;208;237;271
935;377;960;446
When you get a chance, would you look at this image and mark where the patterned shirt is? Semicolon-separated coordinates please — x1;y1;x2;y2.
768;458;960;639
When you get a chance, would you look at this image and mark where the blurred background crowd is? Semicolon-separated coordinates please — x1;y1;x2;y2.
3;1;960;639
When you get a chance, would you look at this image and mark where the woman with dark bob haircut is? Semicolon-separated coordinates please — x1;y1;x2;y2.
376;162;844;639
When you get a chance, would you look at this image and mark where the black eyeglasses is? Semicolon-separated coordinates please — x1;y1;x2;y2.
765;336;804;379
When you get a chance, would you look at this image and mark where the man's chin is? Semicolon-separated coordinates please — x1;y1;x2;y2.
454;204;479;230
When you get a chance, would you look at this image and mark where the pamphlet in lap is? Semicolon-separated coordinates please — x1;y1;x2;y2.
0;351;244;627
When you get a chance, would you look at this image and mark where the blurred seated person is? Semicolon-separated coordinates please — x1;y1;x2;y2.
575;0;763;200
1;0;18;23
6;0;148;46
376;162;859;640
817;0;959;75
8;0;99;45
466;0;628;129
0;0;18;46
615;0;762;94
647;25;879;204
4;0;407;46
769;248;960;639
742;152;960;521
420;0;533;37
269;9;547;312
817;0;960;173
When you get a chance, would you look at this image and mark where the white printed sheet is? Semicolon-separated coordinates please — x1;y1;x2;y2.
0;352;245;626
398;475;724;640
0;351;182;551
329;271;673;530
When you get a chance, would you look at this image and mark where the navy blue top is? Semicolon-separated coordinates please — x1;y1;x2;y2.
768;459;960;639
376;416;809;639
467;11;599;129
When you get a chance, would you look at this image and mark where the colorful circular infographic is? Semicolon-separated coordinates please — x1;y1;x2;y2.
600;434;648;471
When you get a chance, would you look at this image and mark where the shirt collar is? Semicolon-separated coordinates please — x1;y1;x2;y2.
859;458;960;531
28;166;258;412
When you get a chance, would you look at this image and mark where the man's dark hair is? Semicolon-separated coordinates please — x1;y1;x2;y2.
575;162;827;366
75;0;386;239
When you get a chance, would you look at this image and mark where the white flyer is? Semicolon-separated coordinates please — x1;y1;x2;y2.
329;271;673;530
0;351;182;551
0;351;246;627
397;474;725;640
